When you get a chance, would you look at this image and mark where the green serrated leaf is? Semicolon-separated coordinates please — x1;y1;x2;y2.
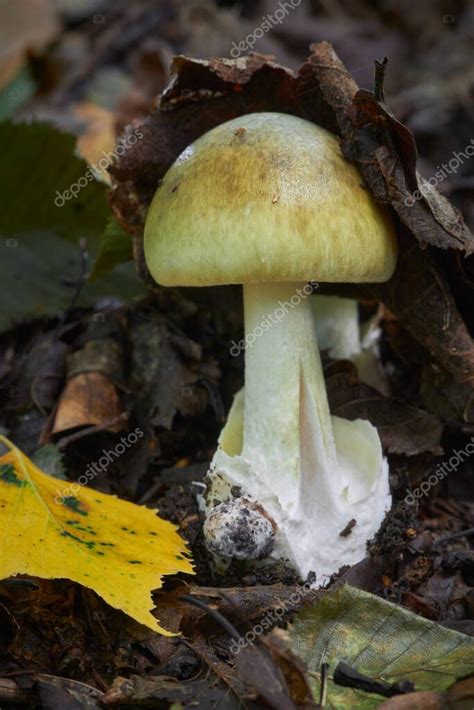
289;585;474;709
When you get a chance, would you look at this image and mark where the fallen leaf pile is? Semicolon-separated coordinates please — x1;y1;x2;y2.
0;436;193;634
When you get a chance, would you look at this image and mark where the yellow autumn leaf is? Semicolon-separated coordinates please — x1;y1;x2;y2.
0;436;194;635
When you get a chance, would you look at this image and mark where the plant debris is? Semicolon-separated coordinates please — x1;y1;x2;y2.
0;1;473;707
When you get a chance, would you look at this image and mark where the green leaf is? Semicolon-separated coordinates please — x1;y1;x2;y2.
0;121;107;239
91;218;134;279
289;585;474;709
0;121;145;331
0;67;36;121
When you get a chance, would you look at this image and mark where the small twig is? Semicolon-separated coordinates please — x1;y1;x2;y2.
180;594;242;642
319;663;329;707
90;668;108;693
433;527;474;548
56;412;128;450
374;57;388;102
333;661;414;698
0;670;38;677
217;590;256;633
198;378;226;423
62;238;90;315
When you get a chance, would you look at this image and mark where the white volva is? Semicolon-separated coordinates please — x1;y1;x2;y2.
203;283;391;583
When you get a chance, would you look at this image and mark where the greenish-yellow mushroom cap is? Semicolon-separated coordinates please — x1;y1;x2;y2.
144;112;398;286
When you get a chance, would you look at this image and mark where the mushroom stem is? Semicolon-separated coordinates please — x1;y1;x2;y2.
242;282;338;510
203;284;391;581
311;295;390;395
310;295;361;361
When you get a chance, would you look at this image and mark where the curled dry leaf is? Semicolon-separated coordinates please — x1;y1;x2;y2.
53;372;125;435
325;360;443;456
52;334;127;436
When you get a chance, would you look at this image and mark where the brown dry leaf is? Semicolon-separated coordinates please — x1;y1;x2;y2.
262;628;316;708
130;310;212;430
375;237;474;388
52;372;125;435
36;675;104;710
342;90;471;253
325;361;443;456
190;632;254;702
102;673;241;708
185;584;320;625
377;691;446;709
421;365;474;425
0;0;59;88
233;642;301;710
447;676;474;705
73;103;117;184
52;331;127;436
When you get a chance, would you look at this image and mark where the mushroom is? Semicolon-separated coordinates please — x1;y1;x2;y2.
311;295;390;395
144;112;397;583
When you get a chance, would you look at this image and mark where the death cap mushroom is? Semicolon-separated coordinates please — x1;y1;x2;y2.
144;112;397;287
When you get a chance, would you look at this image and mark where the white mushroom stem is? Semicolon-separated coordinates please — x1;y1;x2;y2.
203;282;391;583
311;295;361;361
242;283;338;514
311;295;390;395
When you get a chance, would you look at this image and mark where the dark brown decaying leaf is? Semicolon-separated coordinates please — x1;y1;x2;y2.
375;239;474;389
101;673;242;708
420;364;474;426
233;637;316;710
36;674;103;710
179;591;317;709
183;584;321;627
129;308;216;430
342;89;471;253
332;556;388;593
109;41;474;254
325;361;443;456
